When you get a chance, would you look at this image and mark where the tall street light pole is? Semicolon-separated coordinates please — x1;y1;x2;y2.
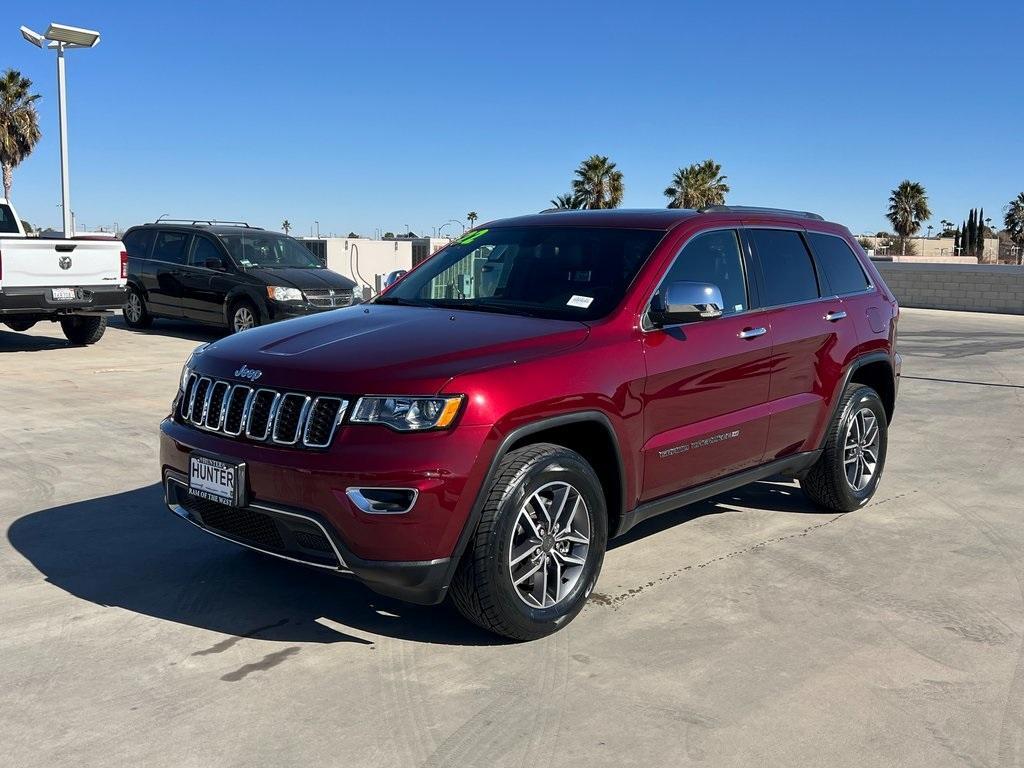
20;22;101;238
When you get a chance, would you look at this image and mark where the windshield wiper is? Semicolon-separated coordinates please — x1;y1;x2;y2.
372;296;429;307
426;299;541;318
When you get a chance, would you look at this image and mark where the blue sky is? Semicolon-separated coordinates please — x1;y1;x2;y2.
3;0;1022;236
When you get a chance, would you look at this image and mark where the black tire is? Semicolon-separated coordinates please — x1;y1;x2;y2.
451;443;608;641
60;315;107;346
228;300;260;334
3;319;36;332
122;285;153;329
800;384;888;512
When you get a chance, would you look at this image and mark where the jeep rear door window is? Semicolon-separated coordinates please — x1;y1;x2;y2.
662;229;747;314
749;229;820;306
806;233;870;295
152;231;190;265
122;229;155;259
378;226;664;320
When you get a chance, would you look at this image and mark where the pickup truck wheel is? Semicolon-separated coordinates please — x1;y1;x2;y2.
3;320;36;332
60;315;107;346
229;301;260;333
123;286;153;328
800;384;888;512
451;443;607;641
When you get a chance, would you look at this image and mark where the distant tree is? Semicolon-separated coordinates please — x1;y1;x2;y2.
347;231;360;238
1004;192;1024;265
967;209;978;258
0;69;42;200
550;192;581;209
939;218;957;237
856;236;874;250
663;159;730;209
953;226;961;256
383;232;395;239
281;219;291;235
570;155;624;209
886;180;931;256
466;211;478;228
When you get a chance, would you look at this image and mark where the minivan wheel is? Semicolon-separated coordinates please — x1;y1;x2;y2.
122;286;153;328
451;443;607;641
230;301;259;333
60;315;107;346
800;383;888;512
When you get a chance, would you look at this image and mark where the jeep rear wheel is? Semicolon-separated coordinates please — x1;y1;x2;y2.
801;383;888;512
451;443;607;641
60;315;107;346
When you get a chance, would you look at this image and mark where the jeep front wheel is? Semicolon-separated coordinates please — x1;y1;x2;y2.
451;443;607;641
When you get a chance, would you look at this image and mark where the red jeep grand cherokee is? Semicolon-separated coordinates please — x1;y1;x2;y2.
160;206;900;640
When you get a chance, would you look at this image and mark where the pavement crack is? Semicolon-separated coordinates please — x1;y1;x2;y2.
590;513;847;608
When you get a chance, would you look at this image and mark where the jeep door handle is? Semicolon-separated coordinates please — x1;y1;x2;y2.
738;326;767;339
824;310;847;322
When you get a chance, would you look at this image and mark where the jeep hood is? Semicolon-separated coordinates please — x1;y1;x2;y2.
193;305;589;394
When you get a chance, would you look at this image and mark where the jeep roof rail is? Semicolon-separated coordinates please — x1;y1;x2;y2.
698;205;825;221
151;216;260;228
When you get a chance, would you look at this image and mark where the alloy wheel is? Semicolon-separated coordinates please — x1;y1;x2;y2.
233;307;255;332
125;292;142;323
508;481;591;609
844;406;880;491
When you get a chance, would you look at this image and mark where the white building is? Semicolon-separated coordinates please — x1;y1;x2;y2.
298;236;452;299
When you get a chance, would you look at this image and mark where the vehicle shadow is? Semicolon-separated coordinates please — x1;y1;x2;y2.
609;477;823;550
7;484;504;647
108;316;225;343
0;327;70;352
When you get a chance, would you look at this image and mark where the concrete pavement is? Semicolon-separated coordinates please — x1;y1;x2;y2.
1;309;1022;767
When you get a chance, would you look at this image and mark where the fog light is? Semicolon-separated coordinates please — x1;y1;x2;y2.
346;487;418;515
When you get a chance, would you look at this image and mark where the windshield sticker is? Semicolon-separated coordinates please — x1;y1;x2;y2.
567;295;594;309
457;229;488;245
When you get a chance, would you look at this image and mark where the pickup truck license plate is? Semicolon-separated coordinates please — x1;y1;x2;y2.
189;455;244;506
51;288;76;301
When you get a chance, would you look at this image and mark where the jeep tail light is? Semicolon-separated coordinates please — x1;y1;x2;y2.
120;250;128;279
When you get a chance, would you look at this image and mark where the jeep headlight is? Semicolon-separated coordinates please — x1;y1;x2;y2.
350;395;463;431
267;286;304;302
179;342;211;392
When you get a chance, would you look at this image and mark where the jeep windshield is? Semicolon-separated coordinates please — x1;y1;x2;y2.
376;226;664;321
219;233;324;269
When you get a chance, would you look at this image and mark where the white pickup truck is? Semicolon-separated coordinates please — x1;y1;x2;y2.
0;198;127;345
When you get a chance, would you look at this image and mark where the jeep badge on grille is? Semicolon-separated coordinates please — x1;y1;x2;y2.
234;364;263;382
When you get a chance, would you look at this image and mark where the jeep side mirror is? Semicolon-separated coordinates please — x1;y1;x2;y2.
649;281;724;326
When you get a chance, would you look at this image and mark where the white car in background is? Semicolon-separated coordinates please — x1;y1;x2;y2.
0;198;127;345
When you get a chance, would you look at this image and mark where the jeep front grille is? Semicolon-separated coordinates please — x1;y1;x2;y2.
180;373;347;449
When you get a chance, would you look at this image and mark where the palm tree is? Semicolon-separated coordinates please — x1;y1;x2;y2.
664;159;730;209
466;211;478;228
1004;193;1024;265
570;155;624;209
0;69;42;201
886;180;931;256
550;193;580;209
281;219;291;234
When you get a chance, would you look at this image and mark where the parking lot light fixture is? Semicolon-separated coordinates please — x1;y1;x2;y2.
20;22;101;238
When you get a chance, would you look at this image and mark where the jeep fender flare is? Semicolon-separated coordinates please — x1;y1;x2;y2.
816;351;895;450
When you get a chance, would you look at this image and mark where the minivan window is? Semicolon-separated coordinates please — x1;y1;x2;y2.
123;229;155;259
190;237;223;268
219;233;323;269
378;226;665;321
807;233;870;295
152;231;190;265
749;229;819;306
662;229;747;314
0;204;19;234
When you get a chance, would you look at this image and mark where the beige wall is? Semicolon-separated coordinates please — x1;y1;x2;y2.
858;235;999;263
315;238;414;298
875;262;1024;315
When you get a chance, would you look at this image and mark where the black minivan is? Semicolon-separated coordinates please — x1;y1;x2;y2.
121;220;358;333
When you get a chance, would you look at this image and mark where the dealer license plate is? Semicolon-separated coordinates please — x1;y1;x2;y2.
51;288;77;301
189;454;244;506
